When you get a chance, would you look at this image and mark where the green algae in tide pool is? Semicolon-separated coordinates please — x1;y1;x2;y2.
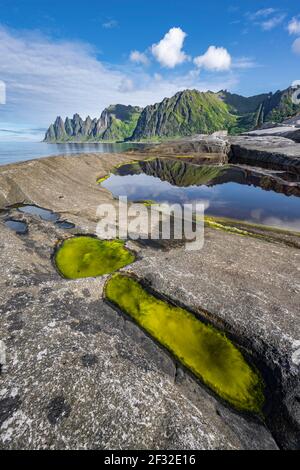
97;175;110;184
55;237;135;279
105;274;265;414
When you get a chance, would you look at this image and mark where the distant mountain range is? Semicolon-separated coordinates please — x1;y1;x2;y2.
44;85;300;143
44;104;142;143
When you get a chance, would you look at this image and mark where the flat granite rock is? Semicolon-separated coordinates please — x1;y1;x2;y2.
244;127;300;143
0;152;144;216
229;135;300;174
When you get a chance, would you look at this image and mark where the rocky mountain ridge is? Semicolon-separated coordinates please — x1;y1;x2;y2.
44;105;142;143
44;85;300;143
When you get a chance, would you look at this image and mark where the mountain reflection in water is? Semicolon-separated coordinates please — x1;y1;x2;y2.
101;158;300;232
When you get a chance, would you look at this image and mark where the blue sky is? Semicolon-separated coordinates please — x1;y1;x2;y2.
0;0;300;140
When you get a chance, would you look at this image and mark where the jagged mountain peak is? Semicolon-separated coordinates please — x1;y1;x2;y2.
44;104;143;142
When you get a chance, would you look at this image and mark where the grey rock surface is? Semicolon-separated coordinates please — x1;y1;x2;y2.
244;127;300;143
283;115;300;127
0;152;143;219
229;135;300;174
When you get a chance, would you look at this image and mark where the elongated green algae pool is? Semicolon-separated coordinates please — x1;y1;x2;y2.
54;237;135;279
105;274;265;413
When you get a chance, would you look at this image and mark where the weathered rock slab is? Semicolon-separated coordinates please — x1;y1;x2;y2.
229;135;300;174
244;127;300;143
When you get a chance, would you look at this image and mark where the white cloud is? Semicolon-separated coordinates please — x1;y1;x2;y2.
151;27;188;68
0;80;6;104
288;17;300;35
0;26;239;139
188;69;201;80
194;46;232;71
250;8;276;19
292;38;300;55
154;73;162;81
118;78;135;92
247;8;286;31
102;19;118;29
231;57;257;69
0;125;46;142
261;14;286;31
129;50;149;66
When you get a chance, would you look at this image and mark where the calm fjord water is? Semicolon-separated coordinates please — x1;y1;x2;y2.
102;170;300;232
0;141;143;165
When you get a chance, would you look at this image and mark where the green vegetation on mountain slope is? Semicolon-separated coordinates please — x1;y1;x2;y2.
131;90;237;140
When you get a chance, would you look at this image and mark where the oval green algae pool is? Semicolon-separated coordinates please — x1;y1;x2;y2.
54;236;135;279
105;273;265;414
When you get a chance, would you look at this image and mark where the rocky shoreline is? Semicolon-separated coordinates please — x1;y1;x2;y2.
129;132;300;175
229;135;300;175
0;137;299;450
